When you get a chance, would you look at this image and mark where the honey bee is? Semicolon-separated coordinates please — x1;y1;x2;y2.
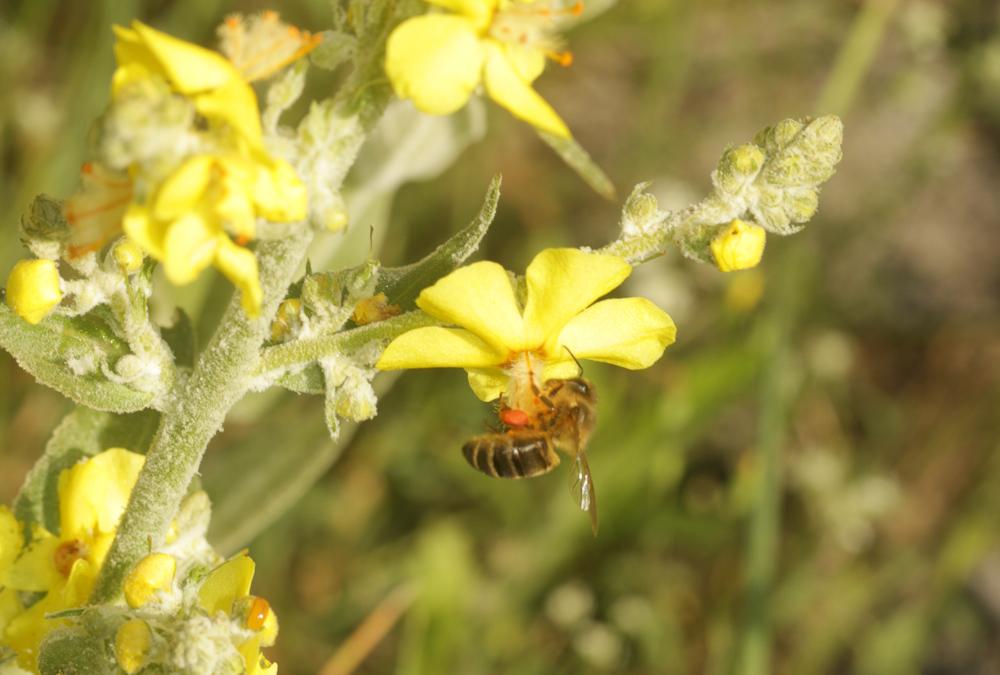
461;377;600;534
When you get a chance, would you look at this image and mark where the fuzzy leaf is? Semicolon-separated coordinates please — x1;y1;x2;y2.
0;304;155;412
276;363;325;395
13;406;159;533
538;131;616;200
377;175;502;309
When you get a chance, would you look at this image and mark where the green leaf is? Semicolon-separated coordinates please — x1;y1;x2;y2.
275;363;325;395
0;304;155;413
538;130;616;200
13;406;159;533
377;175;502;308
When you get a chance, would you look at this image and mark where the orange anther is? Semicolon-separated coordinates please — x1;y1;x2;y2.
82;162;94;174
235;234;251;246
571;1;585;16
263;10;278;22
225;15;240;28
246;597;271;631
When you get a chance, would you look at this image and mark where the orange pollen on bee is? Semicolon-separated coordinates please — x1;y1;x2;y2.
500;408;531;427
53;540;88;577
245;596;271;631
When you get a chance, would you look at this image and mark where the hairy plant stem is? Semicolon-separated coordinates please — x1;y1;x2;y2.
91;100;386;603
90;231;313;603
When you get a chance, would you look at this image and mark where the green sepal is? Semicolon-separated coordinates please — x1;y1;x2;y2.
13;406;159;534
377;174;502;309
0;304;156;413
538;131;616;200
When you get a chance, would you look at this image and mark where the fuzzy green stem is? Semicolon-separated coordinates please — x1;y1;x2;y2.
90;231;313;603
257;310;438;375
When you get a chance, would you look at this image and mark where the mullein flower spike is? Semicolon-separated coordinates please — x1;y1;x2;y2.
377;248;676;408
59;18;313;316
386;0;582;137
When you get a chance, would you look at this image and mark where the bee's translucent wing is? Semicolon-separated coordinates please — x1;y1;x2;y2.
570;450;599;536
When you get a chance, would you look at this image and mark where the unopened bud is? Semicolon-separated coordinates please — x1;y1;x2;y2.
113;239;145;274
714;144;765;196
5;259;63;324
711;220;767;272
115;619;152;674
270;298;304;342
124;553;176;608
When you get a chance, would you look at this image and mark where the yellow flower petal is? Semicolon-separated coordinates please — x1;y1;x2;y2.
427;0;498;30
129;21;238;94
123;204;166;259
4;259;63;325
522;248;631;350
553;297;676;370
239;637;278;675
58;448;145;542
194;76;263;145
416;261;526;352
199;554;255;615
163;214;219;285
0;587;23;636
501;43;545;83
4;531;59;592
154;155;214;220
466;367;508;402
215;237;262;317
0;506;21;575
377;327;505;370
386;15;485;115
252;157;308;222
482;42;569;137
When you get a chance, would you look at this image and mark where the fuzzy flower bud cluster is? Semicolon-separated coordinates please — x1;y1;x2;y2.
713;116;844;235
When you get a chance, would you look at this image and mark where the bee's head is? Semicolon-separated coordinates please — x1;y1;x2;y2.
565;377;596;403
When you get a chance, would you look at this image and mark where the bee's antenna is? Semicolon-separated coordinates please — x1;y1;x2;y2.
564;346;584;377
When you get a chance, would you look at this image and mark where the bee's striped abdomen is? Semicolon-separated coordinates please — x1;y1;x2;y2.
462;432;560;479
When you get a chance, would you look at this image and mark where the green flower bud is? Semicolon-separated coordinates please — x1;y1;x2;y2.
714;144;765;196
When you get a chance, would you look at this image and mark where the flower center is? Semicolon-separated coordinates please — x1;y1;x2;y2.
53;539;89;576
503;350;546;413
488;1;583;66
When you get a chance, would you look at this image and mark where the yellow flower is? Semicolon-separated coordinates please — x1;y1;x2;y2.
4;259;63;325
2;448;145;670
113;20;263;147
377;248;676;405
386;0;582;138
710;219;767;272
198;553;279;675
107;21;310;316
123;152;307;317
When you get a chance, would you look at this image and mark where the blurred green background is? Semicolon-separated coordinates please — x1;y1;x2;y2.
4;1;1000;673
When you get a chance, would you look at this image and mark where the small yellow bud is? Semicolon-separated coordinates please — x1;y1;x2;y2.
124;553;176;608
270;298;303;341
352;293;401;326
113;239;145;274
115;619;152;674
4;259;63;324
711;220;767;272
